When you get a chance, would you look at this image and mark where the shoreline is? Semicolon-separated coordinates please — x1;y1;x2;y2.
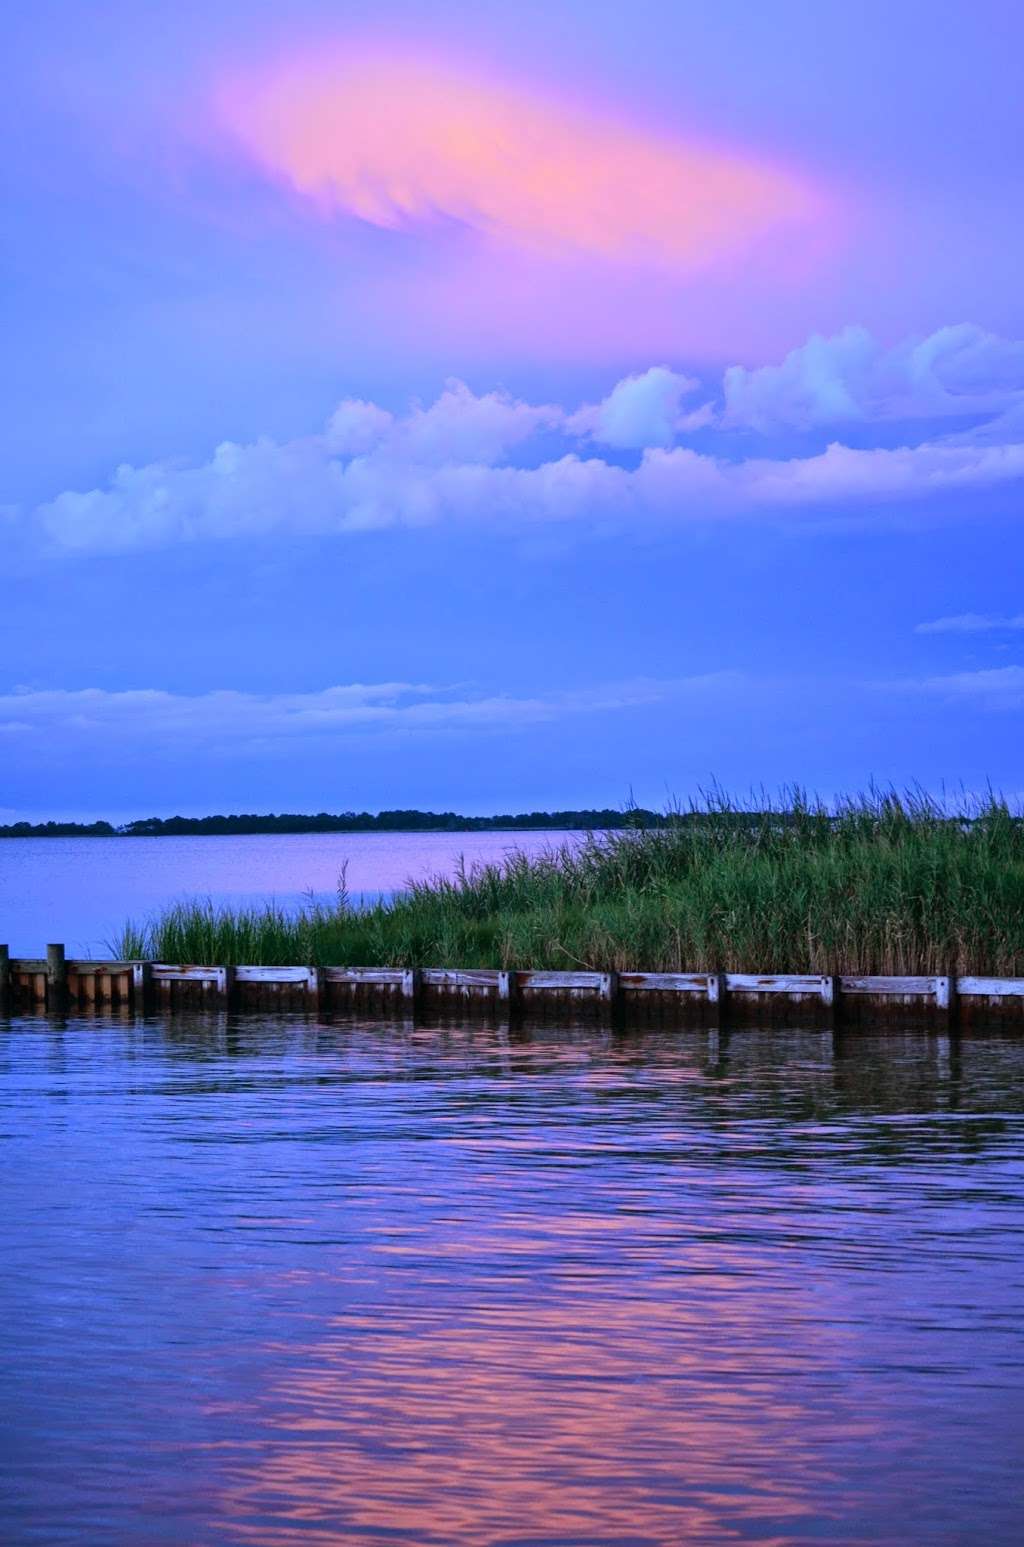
0;809;659;839
0;824;598;841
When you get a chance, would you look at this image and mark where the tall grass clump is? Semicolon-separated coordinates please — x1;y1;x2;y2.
112;788;1024;976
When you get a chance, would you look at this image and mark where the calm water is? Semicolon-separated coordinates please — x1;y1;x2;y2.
0;830;588;956
2;1016;1022;1545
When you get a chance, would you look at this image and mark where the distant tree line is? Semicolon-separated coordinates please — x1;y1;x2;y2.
0;819;121;837
0;808;671;838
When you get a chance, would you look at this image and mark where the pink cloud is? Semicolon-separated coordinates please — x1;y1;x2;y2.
216;47;826;275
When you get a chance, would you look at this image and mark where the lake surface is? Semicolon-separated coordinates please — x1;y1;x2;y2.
0;830;589;956
2;1015;1022;1545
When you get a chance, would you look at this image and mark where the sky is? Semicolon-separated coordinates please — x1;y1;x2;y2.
2;0;1023;819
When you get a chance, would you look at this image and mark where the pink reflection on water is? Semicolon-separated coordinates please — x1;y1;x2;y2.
209;1214;869;1543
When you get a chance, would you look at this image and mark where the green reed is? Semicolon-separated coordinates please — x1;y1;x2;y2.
110;788;1024;976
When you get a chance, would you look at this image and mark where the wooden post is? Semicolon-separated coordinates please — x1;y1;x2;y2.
821;975;838;1027
707;972;727;1023
132;961;153;1014
46;943;68;1011
0;945;9;1011
935;973;958;1031
307;966;322;1015
599;971;620;1021
216;966;236;1007
497;970;519;1016
401;968;421;1016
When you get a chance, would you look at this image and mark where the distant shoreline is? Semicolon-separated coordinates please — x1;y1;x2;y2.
0;808;663;839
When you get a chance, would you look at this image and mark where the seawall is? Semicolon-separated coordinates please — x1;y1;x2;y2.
3;946;1024;1029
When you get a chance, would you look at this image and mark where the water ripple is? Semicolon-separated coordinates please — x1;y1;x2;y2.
1;1016;1022;1545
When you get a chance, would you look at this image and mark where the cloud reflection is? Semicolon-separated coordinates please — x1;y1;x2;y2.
211;1211;852;1542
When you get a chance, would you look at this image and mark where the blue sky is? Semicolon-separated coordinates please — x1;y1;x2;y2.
2;0;1023;818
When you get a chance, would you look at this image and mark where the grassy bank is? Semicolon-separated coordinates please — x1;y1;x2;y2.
112;791;1024;976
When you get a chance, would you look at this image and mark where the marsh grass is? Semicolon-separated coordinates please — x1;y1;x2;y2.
111;789;1024;976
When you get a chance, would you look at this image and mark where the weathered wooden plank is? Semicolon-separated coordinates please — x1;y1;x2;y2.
619;972;717;993
519;971;605;990
235;965;317;984
152;964;224;983
726;973;832;994
958;977;1024;997
66;960;136;974
840;975;940;996
324;967;404;985
421;969;503;988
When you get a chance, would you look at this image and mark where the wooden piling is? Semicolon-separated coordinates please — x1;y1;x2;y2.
936;972;958;1031
822;975;838;1027
598;971;620;1023
497;970;519;1015
307;966;322;1015
219;966;236;1007
46;943;68;1011
132;961;154;1014
401;968;422;1015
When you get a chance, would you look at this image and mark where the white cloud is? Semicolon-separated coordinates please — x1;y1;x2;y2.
17;333;1024;556
29;424;1024;557
723;323;1024;431
902;665;1024;709
398;379;564;464
325;399;394;456
329;381;563;464
732;438;1024;503
0;675;736;753
568;366;704;448
916;612;1024;634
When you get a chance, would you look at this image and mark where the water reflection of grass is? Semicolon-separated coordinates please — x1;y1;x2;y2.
113;789;1024;975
